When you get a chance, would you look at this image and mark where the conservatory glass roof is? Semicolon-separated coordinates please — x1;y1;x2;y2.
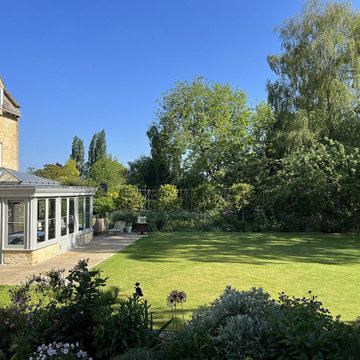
0;167;60;186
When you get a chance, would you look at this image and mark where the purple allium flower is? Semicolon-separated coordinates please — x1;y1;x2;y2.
134;282;143;297
167;290;179;306
167;289;187;305
177;291;187;303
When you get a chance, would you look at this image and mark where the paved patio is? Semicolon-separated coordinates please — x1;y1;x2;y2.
0;233;143;285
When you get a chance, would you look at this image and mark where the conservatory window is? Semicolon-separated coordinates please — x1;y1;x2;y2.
85;197;90;229
48;199;56;240
8;200;25;246
61;199;67;236
69;198;75;234
37;200;46;243
78;197;84;231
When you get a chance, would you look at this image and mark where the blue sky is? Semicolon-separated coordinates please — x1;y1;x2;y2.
1;0;357;171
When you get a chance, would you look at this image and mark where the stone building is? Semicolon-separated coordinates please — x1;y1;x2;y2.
0;75;21;170
0;75;96;265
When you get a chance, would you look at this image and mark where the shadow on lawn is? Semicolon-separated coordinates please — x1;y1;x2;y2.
120;232;360;265
150;308;197;329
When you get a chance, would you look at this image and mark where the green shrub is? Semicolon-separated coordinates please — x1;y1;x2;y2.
108;208;331;233
160;287;280;360
1;261;158;360
93;196;114;218
111;210;138;225
227;183;253;212
155;185;181;210
112;347;154;360
93;294;155;359
161;287;360;360
114;185;144;211
270;291;356;359
192;184;224;212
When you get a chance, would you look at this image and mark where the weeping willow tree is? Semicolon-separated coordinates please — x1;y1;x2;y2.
267;0;360;156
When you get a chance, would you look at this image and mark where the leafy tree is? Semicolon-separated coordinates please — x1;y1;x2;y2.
227;183;253;212
63;158;80;178
88;133;98;168
112;185;144;211
70;136;85;176
147;125;181;187
267;0;360;154
96;129;107;162
127;156;157;189
34;163;64;181
222;101;275;187
155;184;181;210
153;77;253;183
33;159;84;185
266;139;360;230
88;156;126;192
192;184;224;212
88;130;107;168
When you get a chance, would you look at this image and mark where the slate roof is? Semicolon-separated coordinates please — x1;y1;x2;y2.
0;75;21;117
0;167;60;186
2;89;21;117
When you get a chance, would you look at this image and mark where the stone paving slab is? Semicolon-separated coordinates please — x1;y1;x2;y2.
0;233;143;285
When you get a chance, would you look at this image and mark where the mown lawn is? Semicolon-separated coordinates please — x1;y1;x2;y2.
96;232;360;327
0;285;11;304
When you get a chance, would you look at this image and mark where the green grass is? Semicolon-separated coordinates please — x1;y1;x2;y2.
96;232;360;327
0;285;12;304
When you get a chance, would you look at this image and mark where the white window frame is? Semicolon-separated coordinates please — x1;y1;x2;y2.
6;199;26;249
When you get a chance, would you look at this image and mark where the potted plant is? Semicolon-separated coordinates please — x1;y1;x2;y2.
126;223;132;233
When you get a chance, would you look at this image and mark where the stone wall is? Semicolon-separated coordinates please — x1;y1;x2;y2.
77;231;93;246
0;112;19;170
3;243;59;265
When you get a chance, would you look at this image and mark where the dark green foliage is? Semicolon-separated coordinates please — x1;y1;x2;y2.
0;260;158;360
88;129;107;168
96;130;107;163
113;347;155;360
192;184;224;212
128;156;157;189
160;287;360;360
270;292;357;359
142;210;211;232
93;294;155;359
111;210;138;226
227;183;253;212
71;136;86;176
88;133;98;168
147;125;181;188
266;140;360;232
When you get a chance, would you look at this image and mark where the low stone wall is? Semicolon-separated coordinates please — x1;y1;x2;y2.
77;231;93;247
3;243;59;266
